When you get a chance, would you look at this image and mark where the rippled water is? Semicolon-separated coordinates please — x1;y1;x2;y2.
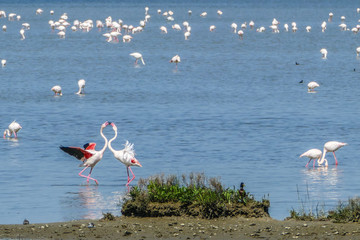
1;0;360;224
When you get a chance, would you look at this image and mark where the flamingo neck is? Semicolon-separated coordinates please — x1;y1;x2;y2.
318;148;327;165
100;126;108;153
108;128;118;153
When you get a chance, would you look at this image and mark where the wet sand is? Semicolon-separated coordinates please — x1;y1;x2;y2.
1;216;360;239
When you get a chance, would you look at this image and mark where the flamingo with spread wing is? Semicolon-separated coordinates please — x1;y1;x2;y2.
60;121;110;184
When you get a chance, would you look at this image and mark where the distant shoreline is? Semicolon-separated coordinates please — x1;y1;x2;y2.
1;216;360;239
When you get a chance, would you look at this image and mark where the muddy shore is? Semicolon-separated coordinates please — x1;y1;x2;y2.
1;216;360;239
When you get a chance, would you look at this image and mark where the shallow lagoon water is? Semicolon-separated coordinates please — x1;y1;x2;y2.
1;0;360;224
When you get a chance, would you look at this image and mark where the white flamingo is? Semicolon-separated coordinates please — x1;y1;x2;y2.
1;59;6;67
231;23;237;33
129;52;145;65
319;141;347;166
320;48;327;59
76;79;86;95
170;54;181;68
20;29;25;40
184;31;191;40
307;81;319;92
51;85;62;96
209;25;216;32
356;47;360;57
108;122;142;187
300;148;323;168
60;122;110;185
160;26;167;33
3;121;22;139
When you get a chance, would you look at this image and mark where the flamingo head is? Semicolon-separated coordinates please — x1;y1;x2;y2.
131;158;142;167
109;122;117;131
102;122;110;128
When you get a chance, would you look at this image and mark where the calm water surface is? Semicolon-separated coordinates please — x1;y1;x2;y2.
1;0;360;223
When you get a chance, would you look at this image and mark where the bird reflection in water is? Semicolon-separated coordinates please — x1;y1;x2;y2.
74;185;125;220
301;167;342;204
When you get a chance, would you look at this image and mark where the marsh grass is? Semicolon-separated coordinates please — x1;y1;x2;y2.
122;173;270;219
289;184;327;221
289;185;360;222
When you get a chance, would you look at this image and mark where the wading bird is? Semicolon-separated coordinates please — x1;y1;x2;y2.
319;141;347;166
108;122;142;187
170;54;181;68
76;79;86;95
300;148;323;168
3;120;22;139
129;52;145;65
307;81;319;92
60;121;110;184
51;85;62;96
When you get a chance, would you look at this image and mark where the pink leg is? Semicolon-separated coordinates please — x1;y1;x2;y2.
14;132;17;138
333;152;338;165
313;159;315;168
79;166;99;185
126;167;136;186
305;159;312;168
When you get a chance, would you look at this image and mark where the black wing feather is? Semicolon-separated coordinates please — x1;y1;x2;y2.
60;145;85;160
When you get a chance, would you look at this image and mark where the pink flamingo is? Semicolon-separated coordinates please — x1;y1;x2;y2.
319;141;347;166
60;121;110;184
108;122;142;187
299;148;323;168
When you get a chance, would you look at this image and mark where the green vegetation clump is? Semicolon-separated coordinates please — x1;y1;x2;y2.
327;197;360;223
121;173;270;219
289;197;360;222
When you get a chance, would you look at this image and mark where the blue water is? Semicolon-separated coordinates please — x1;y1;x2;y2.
1;0;360;224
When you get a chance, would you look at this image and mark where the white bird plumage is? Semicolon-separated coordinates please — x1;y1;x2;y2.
307;81;319;92
3;120;22;139
51;85;62;96
319;141;347;166
299;148;323;168
129;52;145;65
76;79;86;95
320;48;327;59
108;122;142;187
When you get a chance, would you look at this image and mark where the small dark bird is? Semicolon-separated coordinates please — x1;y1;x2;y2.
354;68;356;72
295;62;300;65
299;80;304;84
23;219;29;225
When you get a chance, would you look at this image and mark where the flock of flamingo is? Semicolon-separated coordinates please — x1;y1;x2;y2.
2;6;356;185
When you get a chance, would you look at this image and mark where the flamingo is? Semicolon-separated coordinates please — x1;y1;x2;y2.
3;120;22;139
307;81;319;92
122;35;132;43
231;23;237;33
51;85;62;96
76;79;86;95
108;122;142;187
20;29;25;40
129;52;145;65
170;54;181;68
306;26;311;32
217;10;223;16
60;121;110;185
328;12;333;22
200;12;207;17
321;21;327;32
300;148;323;168
238;30;244;39
184;31;191;40
2;25;6;32
320;48;327;59
319;141;347;166
160;26;167;33
1;59;6;67
356;47;360;57
209;25;216;32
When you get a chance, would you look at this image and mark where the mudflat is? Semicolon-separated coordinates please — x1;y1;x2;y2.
1;216;360;239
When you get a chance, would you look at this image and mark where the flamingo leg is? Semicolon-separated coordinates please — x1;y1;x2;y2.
14;132;17;138
313;159;316;168
79;166;99;185
333;152;338;165
305;159;312;168
126;167;136;186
